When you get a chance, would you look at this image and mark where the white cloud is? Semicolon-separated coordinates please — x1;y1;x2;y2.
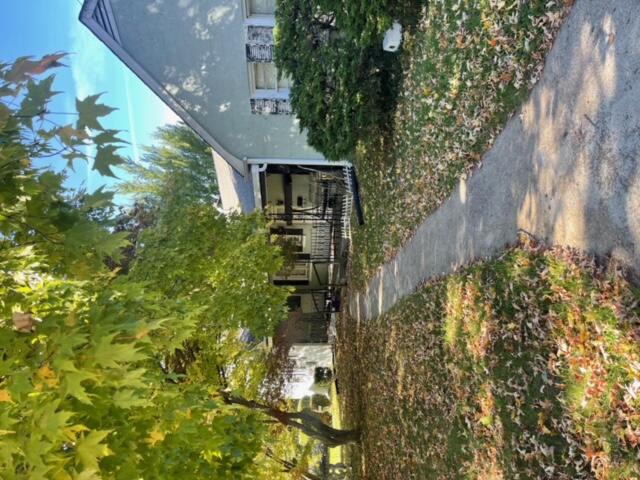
123;73;140;163
69;5;108;191
69;12;107;100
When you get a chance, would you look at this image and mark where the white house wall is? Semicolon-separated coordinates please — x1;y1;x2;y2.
107;0;324;162
264;173;313;207
285;344;333;399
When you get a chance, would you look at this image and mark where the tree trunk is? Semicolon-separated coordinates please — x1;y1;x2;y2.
264;449;322;480
220;391;360;447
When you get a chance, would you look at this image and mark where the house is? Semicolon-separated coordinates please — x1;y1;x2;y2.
80;0;356;397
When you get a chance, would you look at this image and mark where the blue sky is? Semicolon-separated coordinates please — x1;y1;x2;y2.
1;0;179;195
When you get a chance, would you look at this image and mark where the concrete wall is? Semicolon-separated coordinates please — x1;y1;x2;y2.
109;0;323;161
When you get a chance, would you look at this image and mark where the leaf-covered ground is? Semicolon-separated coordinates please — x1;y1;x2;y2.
350;0;570;286
337;239;640;479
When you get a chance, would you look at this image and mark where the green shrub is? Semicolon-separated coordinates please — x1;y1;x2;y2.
275;0;420;160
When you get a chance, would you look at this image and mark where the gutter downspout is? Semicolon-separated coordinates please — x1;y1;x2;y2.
251;163;268;211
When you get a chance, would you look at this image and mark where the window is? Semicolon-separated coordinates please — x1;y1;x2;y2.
253;62;276;89
277;73;293;90
271;227;309;284
270;227;306;253
251;63;291;92
273;263;309;285
247;0;275;15
245;21;291;113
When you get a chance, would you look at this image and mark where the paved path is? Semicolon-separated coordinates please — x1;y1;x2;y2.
351;0;640;322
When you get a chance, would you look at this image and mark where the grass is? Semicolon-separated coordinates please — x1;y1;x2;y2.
350;0;570;286
328;380;345;466
336;238;640;479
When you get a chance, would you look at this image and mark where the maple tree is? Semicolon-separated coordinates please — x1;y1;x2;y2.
116;122;360;449
0;54;271;479
0;55;356;479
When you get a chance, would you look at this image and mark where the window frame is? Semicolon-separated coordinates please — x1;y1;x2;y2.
247;62;291;99
243;0;277;22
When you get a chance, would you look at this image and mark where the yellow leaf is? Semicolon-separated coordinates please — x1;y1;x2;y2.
147;429;165;446
0;389;13;403
134;328;150;340
65;311;77;327
63;424;89;442
38;364;55;379
37;363;59;388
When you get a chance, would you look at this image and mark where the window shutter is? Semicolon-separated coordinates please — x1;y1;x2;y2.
247;26;274;44
250;98;292;115
246;44;275;63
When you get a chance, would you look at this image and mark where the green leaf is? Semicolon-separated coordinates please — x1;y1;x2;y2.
59;124;89;147
114;368;148;390
95;231;131;259
0;103;10;128
24;434;53;476
63;220;102;250
93;129;128;145
93;334;146;368
93;144;124;177
81;187;114;210
113;389;152;409
52;358;79;373
61;370;96;405
76;93;116;131
62;149;89;169
76;430;113;471
36;402;74;440
18;75;59;123
73;469;102;480
0;84;18;97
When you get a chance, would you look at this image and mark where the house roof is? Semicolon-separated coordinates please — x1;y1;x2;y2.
212;150;256;213
81;0;258;212
79;0;247;175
